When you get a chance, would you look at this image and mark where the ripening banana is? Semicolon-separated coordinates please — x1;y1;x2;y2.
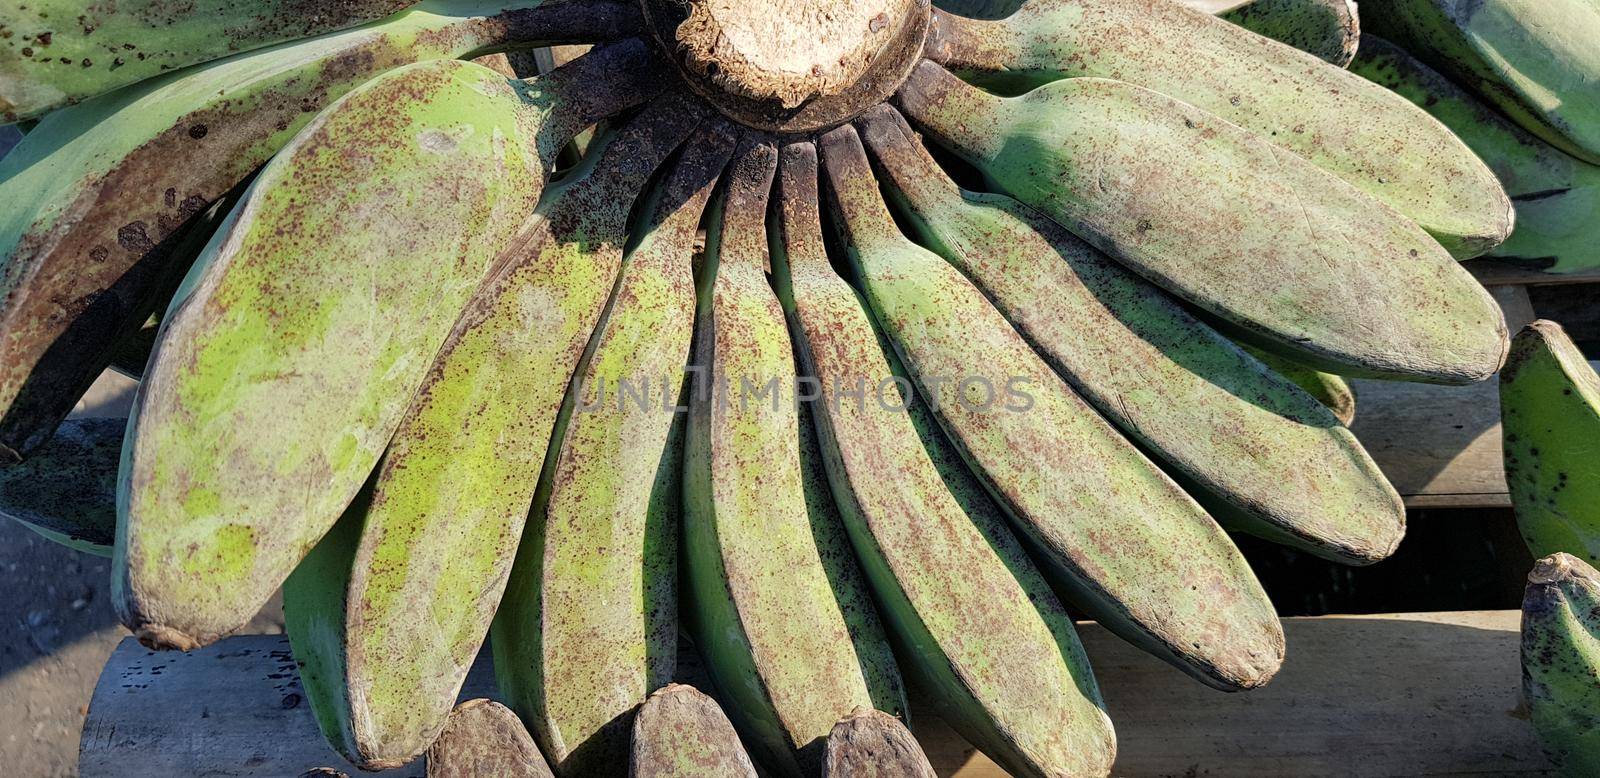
857;105;1399;565
1522;553;1600;775
0;416;121;556
630;684;759;778
1351;34;1600;275
1241;345;1358;426
774;137;1116;776
118;46;668;652
1364;0;1600;165
896;60;1510;384
282;95;705;771
921;0;1512;257
0;0;641;460
1500;321;1600;566
682;136;903;777
492;120;734;776
1213;0;1360;67
819;123;1284;692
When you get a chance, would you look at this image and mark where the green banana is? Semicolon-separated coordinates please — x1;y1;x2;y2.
822;708;936;778
858;105;1399;564
1351;34;1600;275
492;119;733;776
0;124;19;159
774;137;1115;776
0;0;413;122
283;96;704;771
818;124;1284;692
629;684;758;778
0;416;121;556
922;0;1512;257
682;136;903;777
1364;0;1600;165
425;699;555;778
1500;320;1600;565
1521;553;1600;775
1242;345;1357;426
0;0;641;460
118;45;666;652
1218;0;1360;67
896;61;1509;385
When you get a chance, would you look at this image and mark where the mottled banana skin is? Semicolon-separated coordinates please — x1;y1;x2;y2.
629;684;758;778
780;136;1114;777
1522;553;1600;775
924;0;1512;258
493;122;733;776
681;137;903;777
820;122;1283;692
1217;0;1359;67
897;61;1509;385
1243;345;1358;426
1365;0;1600;165
858;105;1399;565
1500;321;1600;566
119;49;663;653
822;708;936;778
1352;35;1600;275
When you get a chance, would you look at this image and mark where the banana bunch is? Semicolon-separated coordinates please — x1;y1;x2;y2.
0;0;1527;774
1522;554;1600;776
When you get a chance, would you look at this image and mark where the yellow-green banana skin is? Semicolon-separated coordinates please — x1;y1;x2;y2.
1365;0;1600;165
775;138;1115;777
493;121;732;777
923;0;1512;258
858;106;1400;565
1351;34;1600;275
0;0;638;460
897;61;1509;385
117;49;661;653
1219;0;1360;67
682;137;903;778
1522;553;1600;775
1500;321;1600;565
1243;345;1358;426
820;124;1283;692
0;416;122;556
0;0;413;122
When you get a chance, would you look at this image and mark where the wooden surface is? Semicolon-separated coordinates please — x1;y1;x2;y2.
80;611;1552;776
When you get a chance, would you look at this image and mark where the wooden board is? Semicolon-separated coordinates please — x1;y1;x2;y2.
79;611;1552;776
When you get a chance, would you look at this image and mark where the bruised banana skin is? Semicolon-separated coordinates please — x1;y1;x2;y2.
923;0;1511;258
284;97;707;771
1217;0;1359;67
1241;344;1357;426
897;62;1509;385
0;417;122;556
0;0;643;460
1522;553;1600;775
682;137;902;778
0;0;410;122
629;684;758;778
119;46;667;652
1500;321;1600;566
822;708;936;778
492;122;734;776
858;106;1400;565
819;124;1283;692
1351;35;1600;275
1364;0;1600;165
775;138;1115;777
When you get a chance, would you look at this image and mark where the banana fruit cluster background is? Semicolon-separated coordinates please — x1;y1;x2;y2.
0;0;1596;775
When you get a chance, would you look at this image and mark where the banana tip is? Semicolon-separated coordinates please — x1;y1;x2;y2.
1530;553;1580;586
133;623;204;652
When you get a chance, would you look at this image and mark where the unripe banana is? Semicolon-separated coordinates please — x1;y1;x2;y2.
1522;553;1600;775
923;0;1511;257
1216;0;1360;67
1500;321;1600;565
1351;34;1600;275
682;136;903;777
1242;345;1357;426
897;61;1509;385
0;0;640;460
857;105;1399;565
425;699;555;778
819;123;1283;692
282;94;705;771
822;708;935;778
775;137;1115;776
119;46;667;652
0;124;20;160
630;684;758;778
492;120;734;776
1364;0;1600;165
0;416;121;556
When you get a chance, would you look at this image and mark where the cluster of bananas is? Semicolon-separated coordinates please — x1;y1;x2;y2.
0;0;1593;775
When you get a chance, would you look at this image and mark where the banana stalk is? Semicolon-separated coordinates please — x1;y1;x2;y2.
1522;553;1600;774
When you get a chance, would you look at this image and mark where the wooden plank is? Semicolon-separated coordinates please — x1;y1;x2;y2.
80;611;1551;777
